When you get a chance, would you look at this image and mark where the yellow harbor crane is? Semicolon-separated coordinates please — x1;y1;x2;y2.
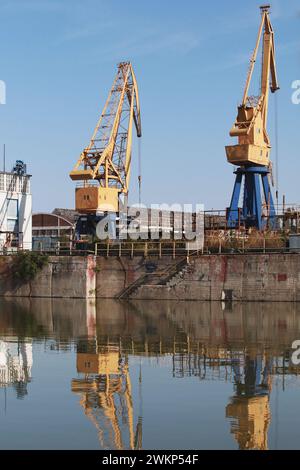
226;5;280;230
70;62;142;236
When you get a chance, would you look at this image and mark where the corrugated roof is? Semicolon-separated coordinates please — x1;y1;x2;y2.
52;208;80;224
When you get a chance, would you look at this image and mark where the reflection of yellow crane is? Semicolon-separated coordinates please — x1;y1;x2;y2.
226;396;271;450
71;347;141;450
70;62;142;215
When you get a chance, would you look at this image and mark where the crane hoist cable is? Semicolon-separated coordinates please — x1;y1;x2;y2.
138;138;142;206
274;92;279;208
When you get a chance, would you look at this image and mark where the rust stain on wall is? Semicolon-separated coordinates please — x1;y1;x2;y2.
277;274;287;282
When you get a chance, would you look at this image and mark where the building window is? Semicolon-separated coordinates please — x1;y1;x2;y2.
6;175;17;192
7;219;18;232
7;199;18;218
0;174;4;191
7;199;18;233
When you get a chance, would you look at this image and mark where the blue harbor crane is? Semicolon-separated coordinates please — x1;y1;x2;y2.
225;5;279;230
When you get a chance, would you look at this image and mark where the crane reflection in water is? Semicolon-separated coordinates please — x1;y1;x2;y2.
71;341;143;450
2;297;299;450
226;352;273;450
68;298;300;451
71;302;143;450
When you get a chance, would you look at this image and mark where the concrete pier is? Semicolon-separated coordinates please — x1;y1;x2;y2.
131;254;300;302
0;255;96;299
0;253;299;301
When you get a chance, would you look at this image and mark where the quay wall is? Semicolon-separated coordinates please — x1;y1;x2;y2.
132;254;300;302
0;256;96;299
0;253;299;301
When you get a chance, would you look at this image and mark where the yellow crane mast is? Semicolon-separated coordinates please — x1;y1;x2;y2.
70;62;142;215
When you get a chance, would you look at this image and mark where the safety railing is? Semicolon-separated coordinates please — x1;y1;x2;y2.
1;235;299;257
95;241;201;259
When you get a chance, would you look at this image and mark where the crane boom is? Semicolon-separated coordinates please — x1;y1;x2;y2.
70;62;142;213
226;5;279;168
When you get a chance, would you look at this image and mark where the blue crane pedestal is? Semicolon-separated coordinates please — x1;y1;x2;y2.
226;166;276;230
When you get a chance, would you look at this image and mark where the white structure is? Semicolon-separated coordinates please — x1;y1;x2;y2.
0;340;33;386
0;170;32;250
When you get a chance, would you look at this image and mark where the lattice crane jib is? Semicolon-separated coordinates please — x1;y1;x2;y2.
70;62;142;213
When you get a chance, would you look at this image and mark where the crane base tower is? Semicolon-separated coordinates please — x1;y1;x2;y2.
226;165;276;230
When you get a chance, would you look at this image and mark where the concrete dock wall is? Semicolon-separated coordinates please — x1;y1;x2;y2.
0;255;96;298
0;253;300;301
95;256;179;298
132;254;300;302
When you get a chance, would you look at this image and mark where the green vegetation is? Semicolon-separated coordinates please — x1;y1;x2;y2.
14;252;49;282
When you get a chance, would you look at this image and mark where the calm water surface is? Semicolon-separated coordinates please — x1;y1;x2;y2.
0;298;299;450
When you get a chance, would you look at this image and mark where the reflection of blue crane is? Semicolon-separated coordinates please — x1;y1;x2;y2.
226;6;279;230
231;354;273;397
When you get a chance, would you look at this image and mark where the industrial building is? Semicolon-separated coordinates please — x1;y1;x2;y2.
32;209;78;250
0;162;32;251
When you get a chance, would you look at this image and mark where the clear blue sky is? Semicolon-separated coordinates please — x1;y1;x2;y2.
0;0;299;212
